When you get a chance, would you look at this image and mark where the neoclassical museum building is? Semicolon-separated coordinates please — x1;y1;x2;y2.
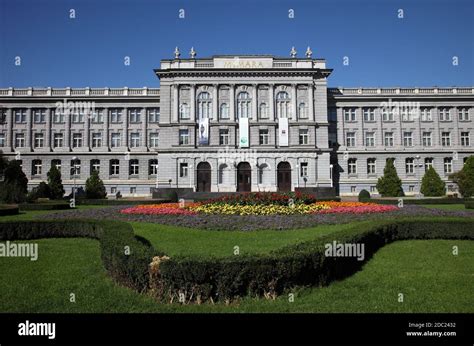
0;49;473;196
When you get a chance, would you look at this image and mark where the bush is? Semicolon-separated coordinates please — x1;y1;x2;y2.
450;156;474;198
18;201;71;211
420;167;446;197
0;205;19;216
465;201;474;209
376;159;404;197
152;218;474;303
47;165;65;200
27;182;51;202
0;220;158;292
358;189;371;202
85;171;107;199
0;160;28;203
204;192;316;206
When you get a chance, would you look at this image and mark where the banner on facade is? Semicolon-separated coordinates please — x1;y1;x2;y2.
278;117;289;146
239;117;249;148
198;117;209;145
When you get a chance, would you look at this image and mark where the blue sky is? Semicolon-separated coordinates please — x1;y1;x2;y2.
0;0;473;88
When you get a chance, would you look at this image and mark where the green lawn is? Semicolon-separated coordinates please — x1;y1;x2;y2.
132;221;356;258
420;204;467;211
1;238;472;313
0;205;107;221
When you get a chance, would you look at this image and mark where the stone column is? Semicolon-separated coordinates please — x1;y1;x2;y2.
229;84;235;122
123;107;128;148
7;109;13;150
308;83;314;122
190;84;196;122
141;108;147;149
103;108;109;150
26;108;32;150
65;108;71;150
291;84;297;121
252;84;258;121
213;84;218;121
269;84;275;120
84;109;90;151
45;108;52;150
173;84;179;122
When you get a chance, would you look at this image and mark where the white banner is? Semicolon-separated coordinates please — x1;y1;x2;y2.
278;117;289;146
198;117;209;145
239;117;249;148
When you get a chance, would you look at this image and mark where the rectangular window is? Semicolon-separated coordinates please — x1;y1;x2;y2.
367;158;376;175
129;160;139;175
439;108;451;121
384;132;394;147
149;160;158;175
129;109;142;123
441;132;451;147
179;163;188;177
110;109;122;123
219;129;230;145
179;104;190;120
300;162;308;177
344;108;356;122
72;112;84;123
346;132;356;147
422;132;432;147
34;133;44;148
458;107;470;122
401;108;413;122
91;160;100;174
149;133;159;148
33;109;46;123
348;158;357;175
425;158;434;171
420;108;432;122
52;110;65;123
32;160;42;176
365;132;375;147
130;133;140;148
179;129;189;145
444;158;453;174
92;133;102;148
91;109;103;123
220;103;230;119
14;109;27;123
111;133;121;148
370;186;377;193
363;108;375;122
461;132;470;146
403;131;413;147
299;129;309;145
405;158;414;174
72;133;83;148
110;160;120;176
0;133;5;147
382;108;395;122
15;133;25;148
148;108;160;123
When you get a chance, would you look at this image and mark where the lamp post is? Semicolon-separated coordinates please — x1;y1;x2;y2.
415;155;423;198
329;164;334;188
154;150;159;189
71;156;78;205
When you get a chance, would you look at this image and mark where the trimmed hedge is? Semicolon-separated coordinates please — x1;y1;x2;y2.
370;198;469;205
0;220;158;292
76;199;166;206
0;204;19;216
153;219;474;303
19;201;71;211
466;201;474;209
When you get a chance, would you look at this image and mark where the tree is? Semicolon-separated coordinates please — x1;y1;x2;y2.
27;182;51;202
47;165;65;200
450;156;474;198
0;159;28;203
85;170;107;199
420;167;446;197
376;159;404;197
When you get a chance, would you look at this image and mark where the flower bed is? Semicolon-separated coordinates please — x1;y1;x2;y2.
120;199;398;216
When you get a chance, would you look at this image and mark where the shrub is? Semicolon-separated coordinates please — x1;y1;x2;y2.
358;189;371;202
0;160;28;203
85;171;107;199
204;192;316;206
466;201;474;209
420;167;446;197
18;201;71;211
0;220;158;292
376;159;404;197
450;156;474;198
27;182;51;202
0;205;19;216
47;165;65;200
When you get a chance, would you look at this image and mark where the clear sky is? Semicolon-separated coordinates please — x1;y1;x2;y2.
0;0;473;88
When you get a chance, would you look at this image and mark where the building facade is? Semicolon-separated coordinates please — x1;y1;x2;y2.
0;53;473;197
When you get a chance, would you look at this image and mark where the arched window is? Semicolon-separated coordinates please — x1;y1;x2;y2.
179;103;190;120
197;92;212;120
220;103;229;119
298;102;307;119
259;103;268;119
276;91;291;118
218;163;229;184
237;92;251;119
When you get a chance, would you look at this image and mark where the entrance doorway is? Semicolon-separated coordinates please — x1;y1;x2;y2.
237;162;251;192
277;161;292;192
196;162;211;192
